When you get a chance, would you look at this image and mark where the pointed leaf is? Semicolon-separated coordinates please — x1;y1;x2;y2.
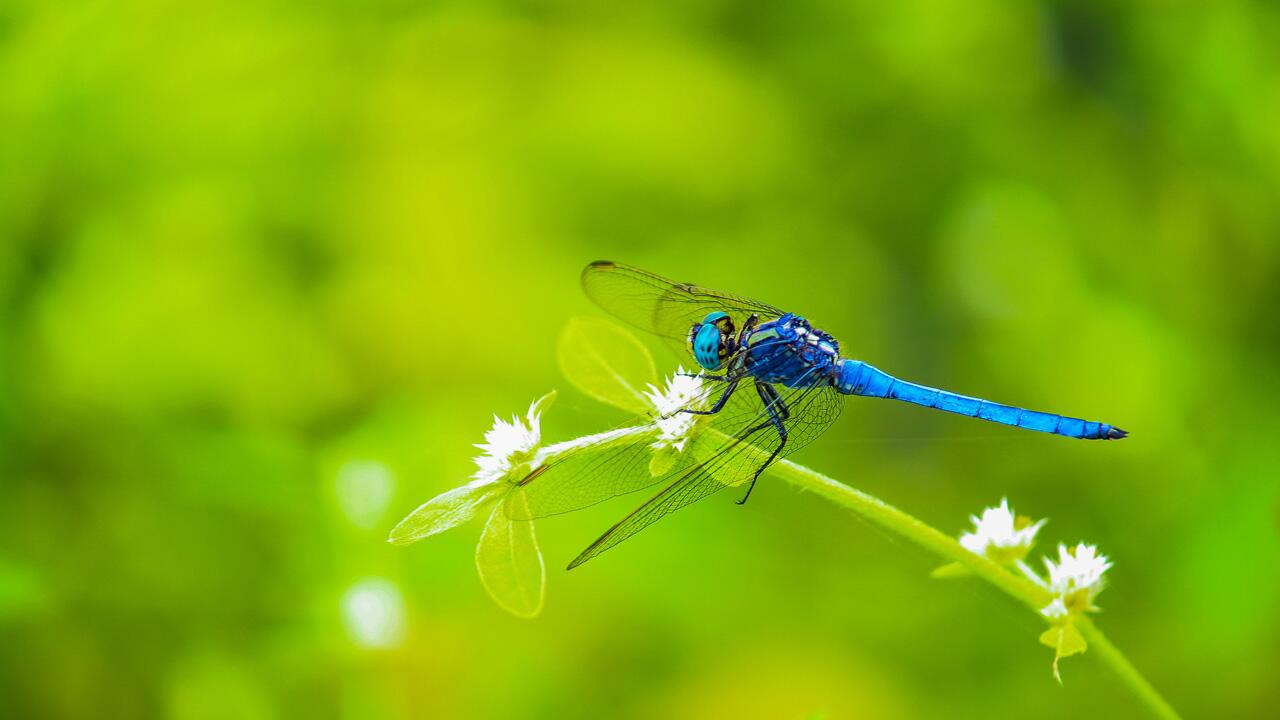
476;495;545;618
1040;622;1088;683
387;482;499;545
529;389;557;420
1058;623;1087;656
557;317;657;414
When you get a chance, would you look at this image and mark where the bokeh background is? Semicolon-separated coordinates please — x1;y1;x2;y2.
3;1;1278;718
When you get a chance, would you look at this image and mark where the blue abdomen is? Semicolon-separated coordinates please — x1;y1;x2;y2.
836;359;1126;440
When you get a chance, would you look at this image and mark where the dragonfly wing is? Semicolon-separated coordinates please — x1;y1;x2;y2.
582;261;784;343
506;428;692;520
566;382;843;569
505;380;729;521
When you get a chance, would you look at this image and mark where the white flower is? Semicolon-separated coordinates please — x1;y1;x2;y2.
471;398;545;485
1041;597;1070;620
959;498;1045;564
1039;543;1111;618
643;367;707;453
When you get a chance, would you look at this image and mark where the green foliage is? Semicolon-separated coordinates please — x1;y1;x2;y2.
1041;623;1089;684
387;482;499;546
557;316;658;414
388;389;559;617
475;497;545;619
3;1;1278;718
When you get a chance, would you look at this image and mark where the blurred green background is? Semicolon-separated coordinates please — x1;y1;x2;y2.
2;1;1278;718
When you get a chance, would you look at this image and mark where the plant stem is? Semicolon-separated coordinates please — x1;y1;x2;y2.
1076;618;1181;720
766;457;1180;720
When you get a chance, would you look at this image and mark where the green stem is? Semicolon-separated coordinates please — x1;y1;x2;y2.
1076;618;1180;720
766;457;1180;720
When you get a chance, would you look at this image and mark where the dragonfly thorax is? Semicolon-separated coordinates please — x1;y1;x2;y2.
742;313;841;388
688;311;738;371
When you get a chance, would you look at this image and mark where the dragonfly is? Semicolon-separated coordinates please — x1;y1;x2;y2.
510;261;1127;569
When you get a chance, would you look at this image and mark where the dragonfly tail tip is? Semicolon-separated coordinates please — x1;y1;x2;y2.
1107;426;1129;439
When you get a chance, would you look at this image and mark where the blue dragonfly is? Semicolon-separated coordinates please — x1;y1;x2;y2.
512;261;1126;569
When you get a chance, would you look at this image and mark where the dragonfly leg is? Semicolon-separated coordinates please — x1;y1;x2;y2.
681;378;740;417
680;371;729;381
736;382;789;505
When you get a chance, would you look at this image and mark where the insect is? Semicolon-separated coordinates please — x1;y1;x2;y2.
513;261;1126;569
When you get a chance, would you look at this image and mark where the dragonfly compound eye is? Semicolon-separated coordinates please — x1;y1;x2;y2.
689;311;735;371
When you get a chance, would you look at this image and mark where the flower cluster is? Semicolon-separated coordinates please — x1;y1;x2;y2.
643;367;706;453
471;398;546;485
389;364;710;618
950;498;1112;680
958;497;1045;565
1039;543;1111;620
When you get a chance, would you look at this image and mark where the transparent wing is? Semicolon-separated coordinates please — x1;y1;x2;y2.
509;435;692;519
505;378;729;521
582;261;784;343
566;381;843;569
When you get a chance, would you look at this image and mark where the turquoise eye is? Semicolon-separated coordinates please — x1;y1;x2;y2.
693;323;723;370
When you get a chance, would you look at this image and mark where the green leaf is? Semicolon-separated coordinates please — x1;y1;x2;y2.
557;317;657;414
648;445;678;476
387;482;499;545
1039;622;1088;683
475;495;545;618
930;562;971;579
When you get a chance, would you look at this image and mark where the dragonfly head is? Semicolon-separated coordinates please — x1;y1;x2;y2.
688;311;737;371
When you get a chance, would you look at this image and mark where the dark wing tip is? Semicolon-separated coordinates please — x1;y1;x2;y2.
1108;426;1129;439
581;260;616;288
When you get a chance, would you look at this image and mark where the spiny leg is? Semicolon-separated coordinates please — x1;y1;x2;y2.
680;377;740;417
736;381;789;506
679;371;729;381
